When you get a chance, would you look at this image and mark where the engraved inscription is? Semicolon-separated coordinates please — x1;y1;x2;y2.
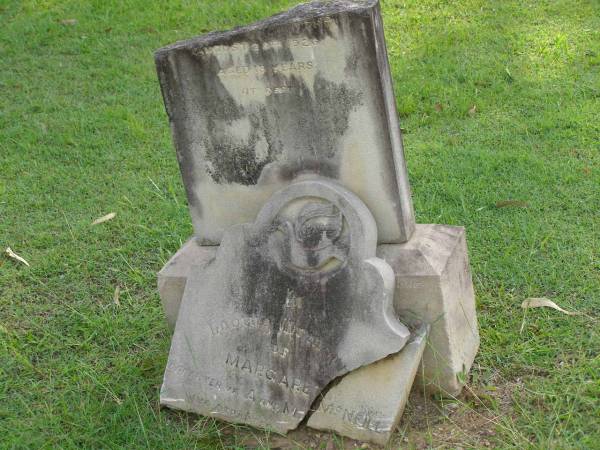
278;319;345;369
183;388;305;421
197;25;333;56
209;317;272;337
224;352;317;397
241;84;293;96
219;61;315;78
199;30;328;97
315;402;391;433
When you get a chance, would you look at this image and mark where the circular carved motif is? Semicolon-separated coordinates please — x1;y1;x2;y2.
268;199;350;278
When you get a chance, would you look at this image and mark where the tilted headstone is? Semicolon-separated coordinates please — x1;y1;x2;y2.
160;179;410;432
155;0;415;245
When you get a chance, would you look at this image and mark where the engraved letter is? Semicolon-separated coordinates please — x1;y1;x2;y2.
241;359;252;372
225;352;240;368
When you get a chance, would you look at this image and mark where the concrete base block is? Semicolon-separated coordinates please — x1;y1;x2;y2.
307;325;428;445
378;224;479;396
158;224;479;397
157;240;216;328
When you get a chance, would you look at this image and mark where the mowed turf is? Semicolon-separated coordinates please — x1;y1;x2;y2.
1;0;598;448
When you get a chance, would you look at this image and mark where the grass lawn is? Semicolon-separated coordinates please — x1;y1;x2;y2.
1;0;598;448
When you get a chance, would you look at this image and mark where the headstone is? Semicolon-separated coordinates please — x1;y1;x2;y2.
160;178;411;433
155;0;481;444
155;0;415;245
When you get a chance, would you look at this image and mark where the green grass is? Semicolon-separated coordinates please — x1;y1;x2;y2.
1;0;598;448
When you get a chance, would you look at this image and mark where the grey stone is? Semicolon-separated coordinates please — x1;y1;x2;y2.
307;324;428;445
378;224;480;396
158;224;479;396
160;178;411;433
157;239;216;328
155;0;415;245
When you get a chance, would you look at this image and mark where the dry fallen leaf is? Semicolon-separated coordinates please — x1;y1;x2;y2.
60;18;78;26
91;212;116;226
521;298;579;316
468;104;477;116
5;247;30;267
113;286;120;306
495;200;529;208
435;102;444;112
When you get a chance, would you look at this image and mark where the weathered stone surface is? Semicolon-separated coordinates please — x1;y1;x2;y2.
378;224;479;396
307;324;428;445
160;178;410;432
155;0;415;245
157;239;216;328
158;224;479;396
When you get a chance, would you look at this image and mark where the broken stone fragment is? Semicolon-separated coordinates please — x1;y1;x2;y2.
308;324;429;445
160;178;411;433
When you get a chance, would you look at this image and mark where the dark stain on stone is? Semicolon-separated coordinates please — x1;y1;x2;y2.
196;68;362;185
203;113;271;185
235;211;355;404
277;160;337;181
155;51;203;213
182;50;242;123
156;3;367;188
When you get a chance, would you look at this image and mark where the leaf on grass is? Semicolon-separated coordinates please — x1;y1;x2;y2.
521;298;579;316
5;247;30;267
434;102;443;112
468;104;477;116
113;286;120;306
495;200;529;208
60;18;78;26
91;212;116;225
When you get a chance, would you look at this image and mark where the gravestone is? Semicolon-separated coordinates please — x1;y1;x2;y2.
160;179;411;432
155;0;480;445
155;0;415;245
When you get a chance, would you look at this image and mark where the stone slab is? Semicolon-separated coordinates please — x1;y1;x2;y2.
160;178;411;433
307;324;428;445
155;0;415;245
